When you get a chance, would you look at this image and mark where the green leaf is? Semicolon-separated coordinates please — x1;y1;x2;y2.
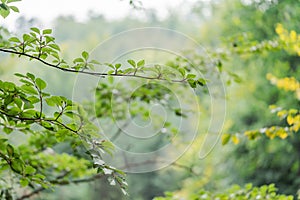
216;60;222;72
137;60;145;67
45;96;63;107
21;110;39;118
22;33;31;42
35;78;47;90
0;4;10;18
27;96;40;104
14;98;23;108
174;109;187;117
25;165;36;175
3;82;15;91
11;158;25;173
123;68;135;74
115;63;122;69
106;63;114;69
3;127;13;134
187;79;196;88
42;29;52;35
221;134;231;145
178;68;186;77
26;73;35;81
30;27;40;34
186;74;196;79
197;78;207;86
19;79;34;86
127;59;136;68
73;58;84;63
9;5;18;12
7;0;22;3
82;51;89;60
9;37;21;43
40;121;54;131
14;73;26;78
20;178;29;187
45;35;55;43
48;44;60;51
33;173;45;180
20;85;38;95
6;144;14;156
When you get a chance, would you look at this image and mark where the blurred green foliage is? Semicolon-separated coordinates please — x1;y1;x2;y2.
0;0;300;199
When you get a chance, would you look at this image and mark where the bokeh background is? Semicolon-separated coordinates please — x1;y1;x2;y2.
1;0;299;199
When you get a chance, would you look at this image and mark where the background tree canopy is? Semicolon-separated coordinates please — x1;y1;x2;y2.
0;0;299;199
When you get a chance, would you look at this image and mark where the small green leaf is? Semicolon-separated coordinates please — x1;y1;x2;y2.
73;58;84;63
123;68;135;74
22;33;31;42
14;73;26;78
0;5;10;18
30;27;40;34
35;78;47;90
178;68;186;77
197;78;207;86
3;82;15;91
6;144;14;156
14;98;23;108
33;173;45;180
19;79;34;86
20;85;38;95
127;59;136;68
26;73;35;81
216;60;222;72
27;96;40;104
174;109;187;117
137;60;145;67
42;29;52;35
9;37;21;43
7;0;22;3
9;5;18;12
115;63;121;69
106;63;114;69
11;158;24;173
187;79;196;88
186;74;196;79
108;70;114;75
40;121;54;131
48;44;60;51
82;51;89;60
45;35;55;43
25;165;36;175
20;178;29;187
221;133;231;145
45;96;63;107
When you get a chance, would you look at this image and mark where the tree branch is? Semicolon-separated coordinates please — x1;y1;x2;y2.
0;48;187;83
16;173;106;200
